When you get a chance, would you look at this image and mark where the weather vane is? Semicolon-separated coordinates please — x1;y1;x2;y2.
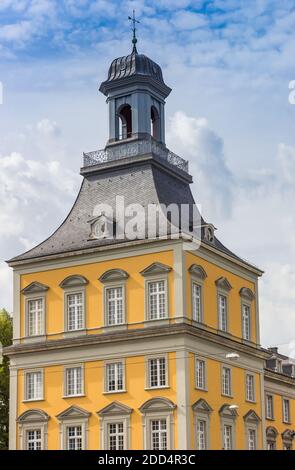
128;10;140;52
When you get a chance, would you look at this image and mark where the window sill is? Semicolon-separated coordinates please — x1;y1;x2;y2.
63;329;87;338
195;387;208;392
103;390;127;395
63;394;85;399
221;393;233;399
102;324;127;333
145;386;170;391
266;416;275;421
246;399;256;404
23;398;45;403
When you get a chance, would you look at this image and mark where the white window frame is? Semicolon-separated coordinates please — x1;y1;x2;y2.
221;366;232;397
104;284;126;327
25;295;46;339
218;293;228;332
145;277;169;322
24;369;44;402
282;398;291;424
196;419;207;450
266;394;274;420
146;355;168;390
17;410;49;450
64;365;84;398
61;420;88;450
192;281;203;323
107;421;125;450
66;424;83;450
104;360;126;393
65;290;85;332
245;373;256;403
149;417;168;450
195;357;207;390
25;428;43;450
247;428;257;450
223;423;233;450
242;303;251;341
98;403;132;450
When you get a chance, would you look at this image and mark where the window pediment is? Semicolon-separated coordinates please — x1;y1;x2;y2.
266;426;278;438
17;409;50;423
239;287;255;301
219;404;238;417
188;264;207;280
21;282;49;295
140;262;172;277
97;401;133;417
59;275;89;289
215;277;232;292
243;410;260;423
192;398;212;413
56;405;91;421
99;269;129;283
282;429;293;441
139;397;176;414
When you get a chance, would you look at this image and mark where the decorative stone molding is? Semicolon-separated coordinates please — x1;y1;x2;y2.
59;275;89;289
139;397;176;413
215;277;232;292
239;287;255;301
56;405;91;421
266;426;278;438
17;409;50;424
17;409;50;450
97;401;133;417
99;269;129;283
192;398;213;414
97;401;133;450
219;404;238;418
139;397;176;450
21;282;49;295
188;264;207;280
56;405;90;450
140;262;172;276
243;410;260;423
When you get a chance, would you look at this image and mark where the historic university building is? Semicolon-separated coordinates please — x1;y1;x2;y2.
4;38;295;450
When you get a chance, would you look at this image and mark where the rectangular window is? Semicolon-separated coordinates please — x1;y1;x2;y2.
26;429;42;450
283;399;290;423
28;298;44;336
25;371;43;401
246;374;255;402
222;367;232;396
65;367;83;396
148;280;166;320
248;429;256;450
151;419;167;450
195;359;206;390
108;422;124;450
266;394;274;419
106;362;124;392
106;287;124;326
223;424;232;450
218;294;228;332
67;293;84;331
267;441;276;450
197;420;207;450
192;283;202;322
242;304;251;340
148;357;167;388
67;426;82;450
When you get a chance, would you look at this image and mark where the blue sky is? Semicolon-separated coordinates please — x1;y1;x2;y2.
0;0;295;353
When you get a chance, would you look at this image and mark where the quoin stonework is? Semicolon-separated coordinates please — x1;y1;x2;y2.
4;39;295;451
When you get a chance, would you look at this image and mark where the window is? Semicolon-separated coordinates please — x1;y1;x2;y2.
246;374;255;402
192;283;202;322
195;359;206;390
197;420;207;450
267;441;276;450
118;104;132;140
148;280;166;320
218;294;228;332
25;371;43;401
223;424;232;450
26;429;42;450
67;425;82;450
106;287;124;326
222;367;232;396
151;419;167;450
65;367;83;396
283;399;290;423
148;357;167;388
108;422;124;450
266;395;274;419
248;429;256;450
106;362;124;393
28;299;44;336
66;292;84;331
242;304;251;340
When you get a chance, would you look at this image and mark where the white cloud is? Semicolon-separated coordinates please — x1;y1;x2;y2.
171;10;207;30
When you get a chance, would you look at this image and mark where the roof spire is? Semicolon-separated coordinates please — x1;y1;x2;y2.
128;9;140;53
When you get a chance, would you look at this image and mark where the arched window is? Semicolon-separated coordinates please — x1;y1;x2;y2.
118;104;132;140
151;106;160;141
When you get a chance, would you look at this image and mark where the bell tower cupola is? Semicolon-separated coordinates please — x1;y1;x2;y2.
99;15;171;146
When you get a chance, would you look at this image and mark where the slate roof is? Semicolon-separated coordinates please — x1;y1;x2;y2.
8;150;262;274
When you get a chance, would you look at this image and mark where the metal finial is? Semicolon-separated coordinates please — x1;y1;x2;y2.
128;10;140;53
